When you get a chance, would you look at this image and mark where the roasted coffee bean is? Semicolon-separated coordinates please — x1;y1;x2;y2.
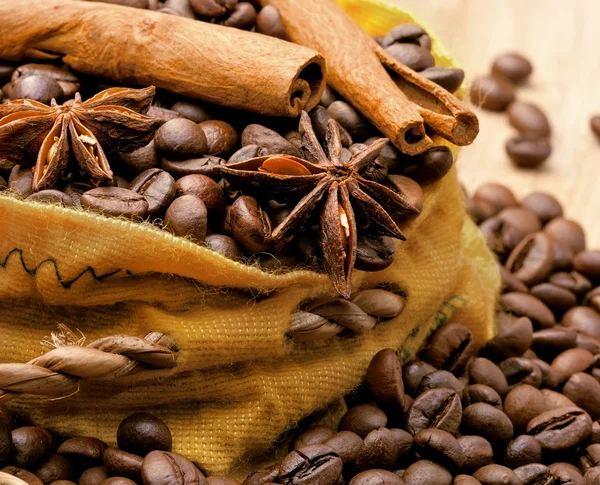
81;187;149;219
1;467;43;485
11;427;55;469
117;413;172;457
572;251;600;281
164;195;208;242
402;460;452;485
513;463;552;485
290;427;336;451
420;323;475;374
406;388;462;436
354;236;396;272
401;146;453;186
160;0;196;17
499;357;543;389
492;52;533;84
545;218;587;254
585;287;600;313
199;120;238;157
207;477;242;485
530;284;577;318
542;389;577;411
365;349;405;414
204;234;242;261
456;435;493;474
176;174;225;215
318;86;338;109
501;292;556;330
506;135;551;169
504;385;546;432
507;101;551;136
327;101;367;138
351;290;405;319
461;403;514;443
387;175;423;212
418;370;463;394
468;358;509;399
505;232;554;286
141;450;206;485
562;373;600;420
591;116;600;140
13;75;64;104
162;156;225;179
454;475;482;485
154;118;208;159
102;448;143;479
99;478;137;485
170;101;211;124
364;136;401;172
78;467;109;485
129;169;176;217
255;5;287;39
504;435;543;469
551;273;592;296
119;140;159;176
472;464;521;485
482;207;542;255
584;467;600;484
419;67;464;93
382;24;432;49
323;431;362;467
551;348;595;384
470;76;515;111
241;124;301;157
278;444;342;485
531;327;577;360
481;317;533;361
229;196;272;252
386;42;436;71
58;437;106;469
221;2;257;30
413;429;463;472
579;444;600;473
339;404;387;438
189;0;236;18
309;106;353;147
462;384;503;409
403;361;438;397
576;333;600;355
8;165;34;197
348;469;405;485
243;463;280;485
0;176;7;191
469;183;518;223
534;358;559;388
356;428;413;470
527;407;592;451
562;307;600;339
548;463;585;485
34;455;73;485
521;192;563;225
27;190;74;206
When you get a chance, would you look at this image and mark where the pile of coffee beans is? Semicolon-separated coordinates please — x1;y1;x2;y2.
470;52;554;169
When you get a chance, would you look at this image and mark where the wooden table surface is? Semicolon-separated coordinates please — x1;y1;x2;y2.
388;0;600;246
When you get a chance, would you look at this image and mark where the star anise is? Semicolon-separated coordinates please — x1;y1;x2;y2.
0;86;162;191
221;112;420;298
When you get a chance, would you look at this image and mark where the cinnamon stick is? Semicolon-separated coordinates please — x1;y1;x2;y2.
0;0;326;118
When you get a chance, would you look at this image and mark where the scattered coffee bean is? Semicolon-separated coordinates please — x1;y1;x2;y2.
419;67;465;93
348;469;405;485
154;118;208;159
356;428;412;470
505;232;554;286
176;174;225;215
327;101;367;138
413;429;463;472
365;349;405;414
472;464;521;485
354;236;396;272
241;124;301;157
503;435;542;469
507;101;551;136
34;455;73;485
526;407;592;451
278;444;343;485
461;403;514;444
401;146;453;186
504;385;546;432
129;168;176;217
338;404;387;438
505;134;551;168
255;5;287;39
382;24;432;50
591;116;600;139
199;120;238;157
8;165;34;198
402;460;452;485
27;190;74;207
102;448;143;478
500;292;555;329
81;187;149;219
491;52;533;84
406;388;462;436
385;43;435;72
470;76;515;111
117;413;172;457
544;218;587;254
521;192;563;225
171;101;211;124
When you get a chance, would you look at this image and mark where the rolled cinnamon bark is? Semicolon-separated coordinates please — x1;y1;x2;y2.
0;0;326;118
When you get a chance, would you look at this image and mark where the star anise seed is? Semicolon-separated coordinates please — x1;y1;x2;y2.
0;86;162;191
221;111;421;298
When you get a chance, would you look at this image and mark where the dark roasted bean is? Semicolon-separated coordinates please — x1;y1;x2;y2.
34;455;73;485
339;404;387;438
277;445;343;485
406;388;462;436
469;183;518;222
11;427;54;469
420;323;475;374
527;407;592;451
382;24;432;49
457;435;493;474
402;460;452;485
419;67;465;93
355;236;396;272
418;370;463;394
241;124;301;157
462;384;503;409
102;448;143;478
81;187;149;219
468;358;509;399
530;284;578;318
141;450;207;485
348;469;405;485
499;357;543;389
323;431;363;467
171;101;211;124
365;349;405;414
117;413;172;457
164;195;208;242
548;463;585;485
290;427;336;451
130;168;176;217
199;120;238;157
78;466;108;485
504;385;546;432
401;146;453;186
562;373;600;420
492;52;533;84
470;76;515;111
155;118;208;159
513;463;553;485
521;192;563;225
255;5;287;39
501;292;556;330
356;428;413;471
506;135;551;169
505;232;554;286
504;435;542;469
403;361;437;397
162;156;226;179
27;190;73;207
507;101;551;136
413;429;463;472
551;348;595;384
551;273;593;296
481;317;533;361
545;218;587;254
461;403;514;444
562;307;600;339
13;75;64;104
473;464;522;485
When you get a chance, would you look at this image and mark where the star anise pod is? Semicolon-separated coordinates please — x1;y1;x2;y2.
0;86;162;191
221;111;420;298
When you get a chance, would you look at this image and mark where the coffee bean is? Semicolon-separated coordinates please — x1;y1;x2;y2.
327;101;367;138
401;146;453;186
365;349;405;414
356;428;413;470
188;0;235;17
572;251;600;281
468;358;509;399
548;462;585;485
11;427;54;469
521;192;563;225
504;435;542;469
545;218;587;254
505;232;554;286
481;207;542;256
278;445;342;485
499;357;543;389
81;187;149;219
551;348;595;384
255;5;287;39
204;234;242;260
541;389;577;411
402;460;452;485
531;327;577;359
58;437;106;470
551;273;593;296
26;189;72;206
472;464;521;485
348;469;405;485
513;463;552;485
527;407;592;451
319;86;337;108
585;288;600;313
563;307;600;339
501;292;556;330
456;435;493;474
406;388;462;436
78;467;108;485
504;385;546;432
309;107;353;148
170;101;211;124
154;118;208;160
530;284;578;318
229;195;272;252
1;467;43;485
176;174;225;215
241;124;301;157
579;444;600;473
339;404;387;438
117;413;172;457
290;427;336;451
413;429;463;472
164;195;208;242
419;67;465;93
387;175;423;213
8;165;34;197
418;370;463;394
162;156;225;179
141;450;206;485
199;120;238;157
354;236;396;272
13;75;64;104
507;101;551;136
386;43;435;71
481;317;534;361
323;431;362;467
533;358;560;388
119;141;159;176
382;24;432;50
584;467;600;484
562;373;600;420
99;478;137;485
470;76;515;111
207;477;242;485
403;361;437;397
454;475;481;485
461;403;514;443
222;2;256;30
420;323;475;374
34;455;73;485
147;106;180;122
492;52;533;84
462;384;503;410
351;290;405;319
591;116;600;139
243;463;280;485
469;183;518;223
129;168;176;218
506;135;551;169
102;448;143;479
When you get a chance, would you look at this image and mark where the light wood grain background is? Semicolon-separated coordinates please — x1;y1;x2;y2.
388;0;600;246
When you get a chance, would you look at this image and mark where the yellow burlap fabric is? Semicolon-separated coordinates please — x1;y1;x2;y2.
0;0;500;478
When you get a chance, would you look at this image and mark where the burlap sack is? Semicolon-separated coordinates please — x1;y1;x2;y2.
0;0;500;478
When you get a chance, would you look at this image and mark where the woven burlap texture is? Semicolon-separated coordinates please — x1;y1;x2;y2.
0;0;500;478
